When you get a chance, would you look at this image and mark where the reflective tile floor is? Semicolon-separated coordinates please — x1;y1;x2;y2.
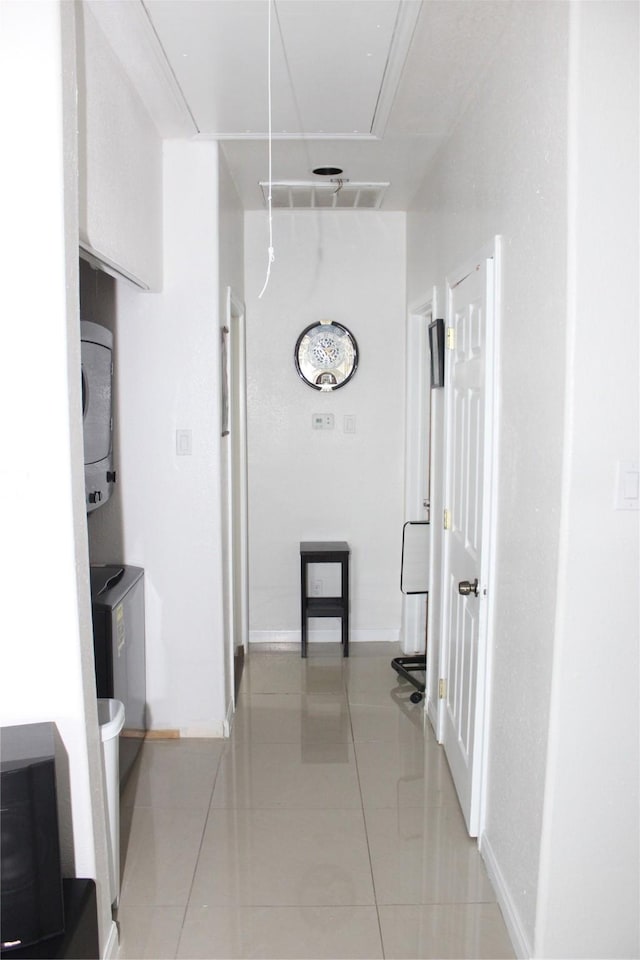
116;643;515;959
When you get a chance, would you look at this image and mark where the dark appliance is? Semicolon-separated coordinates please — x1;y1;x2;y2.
90;564;146;785
2;880;99;960
0;723;64;953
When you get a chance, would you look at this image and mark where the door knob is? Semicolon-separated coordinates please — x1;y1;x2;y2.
458;578;479;597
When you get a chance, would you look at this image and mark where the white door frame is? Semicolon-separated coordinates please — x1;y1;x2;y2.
401;289;437;655
439;237;501;836
425;296;446;738
224;286;249;710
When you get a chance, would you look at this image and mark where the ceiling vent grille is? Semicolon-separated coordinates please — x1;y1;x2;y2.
259;181;389;210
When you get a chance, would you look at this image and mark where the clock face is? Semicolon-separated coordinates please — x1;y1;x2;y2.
295;321;358;391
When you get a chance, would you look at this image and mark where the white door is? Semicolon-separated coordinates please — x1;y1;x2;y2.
441;247;498;836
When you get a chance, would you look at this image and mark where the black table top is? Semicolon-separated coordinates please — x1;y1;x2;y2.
300;541;350;555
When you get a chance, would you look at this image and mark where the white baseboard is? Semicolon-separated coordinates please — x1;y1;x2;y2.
480;833;532;959
248;629;298;646
177;721;226;738
145;721;227;739
103;919;119;959
249;628;399;645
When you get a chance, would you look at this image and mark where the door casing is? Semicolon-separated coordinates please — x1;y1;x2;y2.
222;287;249;722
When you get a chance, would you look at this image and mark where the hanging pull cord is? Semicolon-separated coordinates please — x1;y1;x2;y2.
258;239;274;299
258;0;275;299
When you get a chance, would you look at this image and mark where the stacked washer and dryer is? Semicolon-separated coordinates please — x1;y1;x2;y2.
81;321;146;787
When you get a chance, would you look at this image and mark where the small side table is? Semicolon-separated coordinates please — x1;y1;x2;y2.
300;541;350;658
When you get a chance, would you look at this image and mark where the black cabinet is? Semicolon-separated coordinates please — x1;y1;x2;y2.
1;880;99;960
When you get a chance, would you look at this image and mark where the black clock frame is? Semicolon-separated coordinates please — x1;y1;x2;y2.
294;321;359;391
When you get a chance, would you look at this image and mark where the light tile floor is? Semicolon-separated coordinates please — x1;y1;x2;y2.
116;643;515;959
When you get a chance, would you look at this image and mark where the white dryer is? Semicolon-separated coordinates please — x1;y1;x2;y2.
81;320;115;512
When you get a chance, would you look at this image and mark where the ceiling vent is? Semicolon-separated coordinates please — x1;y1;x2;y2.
259;181;389;210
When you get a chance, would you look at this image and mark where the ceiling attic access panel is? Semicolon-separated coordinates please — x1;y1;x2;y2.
260;181;389;209
142;0;404;137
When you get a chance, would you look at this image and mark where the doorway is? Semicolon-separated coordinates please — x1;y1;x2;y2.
401;294;436;660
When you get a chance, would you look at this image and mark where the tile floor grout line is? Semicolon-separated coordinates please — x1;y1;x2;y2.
117;648;515;957
173;740;229;957
172;903;188;960
347;665;390;960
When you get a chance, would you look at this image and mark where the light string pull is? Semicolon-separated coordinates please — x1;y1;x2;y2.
258;0;274;299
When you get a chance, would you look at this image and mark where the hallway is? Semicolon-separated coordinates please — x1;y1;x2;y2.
116;644;514;959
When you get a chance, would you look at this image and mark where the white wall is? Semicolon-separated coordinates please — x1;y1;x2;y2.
77;1;162;290
112;141;228;736
0;2;114;953
408;3;639;957
535;4;639;957
245;211;406;645
79;26;245;738
407;2;570;951
219;150;245;305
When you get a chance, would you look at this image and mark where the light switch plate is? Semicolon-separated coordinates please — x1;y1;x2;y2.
344;415;356;434
615;460;639;510
176;429;192;455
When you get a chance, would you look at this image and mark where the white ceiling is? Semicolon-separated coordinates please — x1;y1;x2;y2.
89;0;515;210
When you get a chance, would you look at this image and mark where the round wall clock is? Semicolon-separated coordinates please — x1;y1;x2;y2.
294;320;359;391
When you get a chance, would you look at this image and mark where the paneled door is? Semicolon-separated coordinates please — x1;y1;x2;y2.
441;246;498;836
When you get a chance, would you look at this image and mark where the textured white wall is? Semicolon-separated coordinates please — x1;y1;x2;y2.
0;2;113;952
113;141;228;735
219;151;245;305
78;2;162;290
245;211;406;644
407;2;570;951
535;4;639;957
